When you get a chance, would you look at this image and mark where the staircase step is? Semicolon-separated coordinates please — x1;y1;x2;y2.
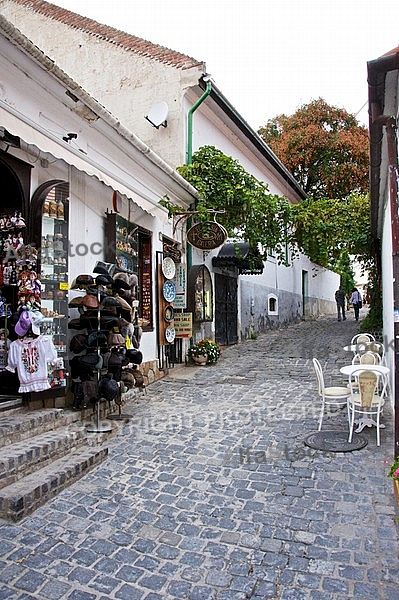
0;425;89;489
0;446;108;522
0;397;23;412
0;408;82;448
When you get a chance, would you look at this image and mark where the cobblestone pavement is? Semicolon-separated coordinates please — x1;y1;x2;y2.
1;311;399;599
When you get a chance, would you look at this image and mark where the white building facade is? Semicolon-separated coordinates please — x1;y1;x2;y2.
1;0;339;351
0;15;198;406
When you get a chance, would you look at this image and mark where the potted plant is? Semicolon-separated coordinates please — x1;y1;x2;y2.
387;456;399;505
187;338;221;365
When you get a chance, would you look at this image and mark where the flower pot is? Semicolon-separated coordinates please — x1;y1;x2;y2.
193;355;208;366
394;479;399;506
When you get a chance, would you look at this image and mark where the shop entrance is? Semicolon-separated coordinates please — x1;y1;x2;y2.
0;153;31;398
214;273;238;346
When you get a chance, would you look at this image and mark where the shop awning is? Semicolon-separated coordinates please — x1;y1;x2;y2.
0;107;166;220
212;240;264;274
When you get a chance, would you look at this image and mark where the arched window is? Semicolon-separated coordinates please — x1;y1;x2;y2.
268;294;278;315
188;265;213;322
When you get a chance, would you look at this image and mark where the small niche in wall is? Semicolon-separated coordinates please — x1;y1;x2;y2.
268;294;278;315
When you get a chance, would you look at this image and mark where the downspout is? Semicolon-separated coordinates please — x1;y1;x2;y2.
186;77;213;269
371;114;399;458
187;78;212;166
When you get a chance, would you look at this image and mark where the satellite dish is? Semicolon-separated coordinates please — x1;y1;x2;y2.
145;101;168;129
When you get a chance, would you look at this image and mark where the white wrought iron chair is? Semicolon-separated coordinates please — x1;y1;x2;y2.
351;333;376;345
348;352;381;392
312;358;350;431
347;367;386;446
359;351;381;365
350;333;377;359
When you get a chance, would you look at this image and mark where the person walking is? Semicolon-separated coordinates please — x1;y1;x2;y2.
350;287;362;321
335;287;346;321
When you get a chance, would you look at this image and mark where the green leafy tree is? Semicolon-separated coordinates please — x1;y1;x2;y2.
176;146;292;263
258;98;369;199
291;192;371;268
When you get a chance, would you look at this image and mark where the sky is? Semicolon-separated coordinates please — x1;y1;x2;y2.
53;0;399;130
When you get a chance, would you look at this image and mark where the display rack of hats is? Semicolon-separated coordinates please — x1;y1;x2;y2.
68;266;144;425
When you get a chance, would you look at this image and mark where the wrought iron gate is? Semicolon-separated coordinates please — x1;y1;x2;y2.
215;274;238;346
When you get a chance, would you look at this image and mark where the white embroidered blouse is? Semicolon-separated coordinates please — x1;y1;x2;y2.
6;335;57;393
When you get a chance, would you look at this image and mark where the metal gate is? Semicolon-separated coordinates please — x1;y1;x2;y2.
215;274;238;346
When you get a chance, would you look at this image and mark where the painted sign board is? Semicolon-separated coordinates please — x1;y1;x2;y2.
174;263;187;309
174;312;192;338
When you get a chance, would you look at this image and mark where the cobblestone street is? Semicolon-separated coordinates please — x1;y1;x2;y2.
0;312;398;599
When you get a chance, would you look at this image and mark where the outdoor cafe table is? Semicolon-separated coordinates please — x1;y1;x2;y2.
340;364;390;377
340;364;390;432
343;342;384;354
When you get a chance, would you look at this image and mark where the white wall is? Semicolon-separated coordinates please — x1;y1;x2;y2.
382;189;395;403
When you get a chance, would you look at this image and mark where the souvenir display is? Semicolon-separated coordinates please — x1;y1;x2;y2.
163;280;176;302
69;268;145;411
162;257;176;280
40;189;69;367
164;305;174;322
0;190;68;396
165;325;176;343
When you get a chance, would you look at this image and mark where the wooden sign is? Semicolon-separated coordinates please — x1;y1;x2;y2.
174;312;192;338
186;221;227;250
174;263;187;309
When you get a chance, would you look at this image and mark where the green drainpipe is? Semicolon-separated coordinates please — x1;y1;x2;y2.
187;79;212;166
186;79;212;269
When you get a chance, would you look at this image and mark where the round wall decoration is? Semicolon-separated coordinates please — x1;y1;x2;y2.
165;325;176;343
164;305;174;322
162;280;176;302
162;257;176;280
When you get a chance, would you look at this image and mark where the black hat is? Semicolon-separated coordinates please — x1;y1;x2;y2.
100;296;123;312
79;353;103;371
112;278;131;291
87;331;108;348
125;348;143;365
93;261;115;277
95;274;114;287
99;374;119;401
68;318;84;330
71;274;95;289
69;333;88;354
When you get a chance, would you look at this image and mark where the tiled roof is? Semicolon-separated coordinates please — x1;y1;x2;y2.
383;45;399;57
11;0;205;69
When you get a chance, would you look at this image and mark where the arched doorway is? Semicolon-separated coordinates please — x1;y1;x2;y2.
0;153;32;398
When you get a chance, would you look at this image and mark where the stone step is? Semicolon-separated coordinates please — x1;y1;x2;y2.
0;408;82;448
0;445;108;522
0;424;89;490
0;397;23;412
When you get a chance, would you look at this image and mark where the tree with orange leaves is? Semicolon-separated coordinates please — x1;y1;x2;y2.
258;98;369;199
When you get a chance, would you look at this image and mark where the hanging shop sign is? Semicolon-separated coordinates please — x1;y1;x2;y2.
174;312;192;338
186;221;227;251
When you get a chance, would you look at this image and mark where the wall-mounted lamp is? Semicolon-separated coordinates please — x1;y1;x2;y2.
62;132;78;143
